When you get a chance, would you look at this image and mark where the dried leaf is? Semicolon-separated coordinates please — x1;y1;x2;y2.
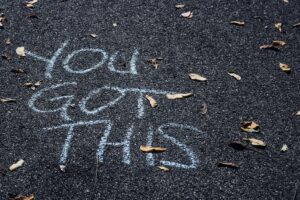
166;93;192;100
5;38;11;45
230;21;245;26
9;159;25;171
243;138;266;148
241;121;260;133
59;165;66;172
228;141;246;151
140;145;166;153
10;194;34;200
148;58;162;69
34;80;42;86
175;4;185;9
259;44;279;50
296;111;300;116
0;97;16;103
16;47;26;57
11;69;26;74
181;11;193;19
24;81;42;90
158;166;170;172
228;72;241;80
200;103;207;114
217;162;238;169
189;73;207;82
293;22;300;27
272;40;286;46
145;95;157;108
24;0;38;8
283;0;288;3
279;63;291;73
274;23;282;32
281;144;288;152
90;33;97;38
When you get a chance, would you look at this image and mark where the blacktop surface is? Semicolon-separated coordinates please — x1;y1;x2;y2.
0;0;300;199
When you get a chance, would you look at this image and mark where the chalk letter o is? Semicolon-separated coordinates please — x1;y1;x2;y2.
63;49;108;74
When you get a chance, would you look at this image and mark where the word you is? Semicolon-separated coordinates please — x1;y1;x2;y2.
25;40;139;79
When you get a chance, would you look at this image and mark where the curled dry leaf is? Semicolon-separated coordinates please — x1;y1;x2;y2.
228;72;241;80
145;95;157;108
296;111;300;116
166;93;192;100
259;44;278;50
200;103;207;114
279;63;291;73
140;145;166;153
217;162;238;169
272;40;286;46
281;144;288;152
241;121;260;133
10;194;34;200
9;159;25;171
274;23;282;32
189;73;207;82
0;13;5;28
293;22;300;27
158;166;170;172
283;0;288;3
175;4;185;9
230;21;245;26
24;80;42;90
59;165;66;172
25;0;38;8
243;138;266;148
181;11;193;19
0;97;16;103
90;33;97;38
148;58;162;69
228;141;246;151
16;47;26;57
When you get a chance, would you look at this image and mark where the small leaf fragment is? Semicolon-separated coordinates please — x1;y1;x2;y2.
241;121;260;133
293;22;300;27
140;145;166;153
24;0;38;8
296;111;300;116
0;97;16;103
200;103;207;114
243;138;266;148
181;11;193;19
228;141;246;151
279;63;291;73
272;40;286;47
90;33;97;38
145;95;157;108
166;93;192;100
148;58;162;69
0;13;5;28
259;44;279;50
59;165;66;172
24;80;42;90
274;22;282;32
189;73;207;82
175;4;185;9
158;166;170;172
10;194;34;200
16;47;26;57
281;144;288;152
230;21;245;26
9;159;25;171
283;0;288;3
5;38;11;45
228;72;241;80
218;162;238;169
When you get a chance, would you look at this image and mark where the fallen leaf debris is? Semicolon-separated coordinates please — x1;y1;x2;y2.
140;145;166;153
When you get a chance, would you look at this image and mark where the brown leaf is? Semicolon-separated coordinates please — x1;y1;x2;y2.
24;81;42;90
200;103;207;114
228;72;241;80
24;0;38;8
241;121;260;133
148;58;162;69
217;162;238;169
5;38;11;45
166;93;192;100
230;21;245;26
279;63;291;73
274;22;282;32
228;141;246;151
293;22;300;27
243;138;266;148
158;166;170;172
16;47;26;57
259;44;279;50
181;11;193;19
175;4;185;9
280;144;288;152
272;40;286;47
0;97;16;103
9;159;25;171
140;145;166;153
145;95;157;108
189;73;207;82
10;194;34;200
